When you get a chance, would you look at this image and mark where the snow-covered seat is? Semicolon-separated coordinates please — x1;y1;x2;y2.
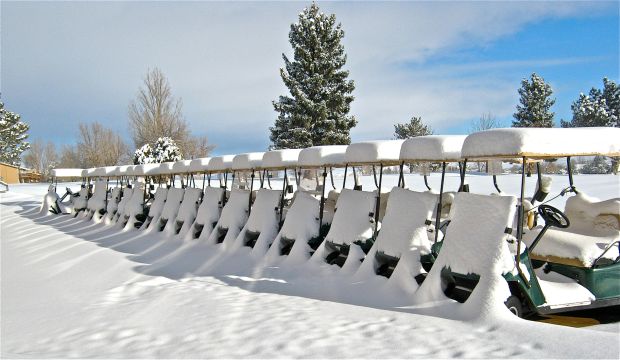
412;193;518;309
187;187;226;241
357;187;438;280
111;187;132;223
207;188;250;247
121;184;147;228
141;187;169;229
233;188;282;255
173;188;203;237
106;187;122;216
157;187;185;233
524;193;620;268
86;180;108;219
311;189;377;270
267;191;322;262
41;185;62;215
72;186;90;216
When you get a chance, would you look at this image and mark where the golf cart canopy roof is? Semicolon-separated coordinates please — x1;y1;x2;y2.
116;165;135;176
208;155;235;172
298;145;348;168
463;127;620;160
261;149;302;170
400;135;467;162
345;140;404;165
152;162;175;175
232;152;264;170
51;168;84;178
171;159;192;174
134;163;162;176
188;157;211;173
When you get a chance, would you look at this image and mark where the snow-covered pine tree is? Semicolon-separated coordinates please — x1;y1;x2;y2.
561;92;609;128
512;73;555;128
393;116;433;139
0;101;30;165
152;137;182;163
270;3;356;149
602;77;619;127
133;143;154;165
581;155;611;174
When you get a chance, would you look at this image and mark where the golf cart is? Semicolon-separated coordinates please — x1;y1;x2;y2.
445;127;620;317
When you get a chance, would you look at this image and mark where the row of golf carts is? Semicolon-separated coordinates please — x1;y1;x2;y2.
44;127;620;318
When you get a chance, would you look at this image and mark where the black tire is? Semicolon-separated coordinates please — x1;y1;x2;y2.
505;295;523;317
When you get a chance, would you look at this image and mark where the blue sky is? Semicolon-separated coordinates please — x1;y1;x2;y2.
1;1;618;156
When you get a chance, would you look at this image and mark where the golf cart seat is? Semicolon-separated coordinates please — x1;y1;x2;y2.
86;180;108;218
157;187;185;233
173;187;202;237
234;188;282;254
312;188;376;269
524;194;620;268
112;187;133;223
321;189;340;226
72;186;90;216
189;187;225;241
357;187;437;280
122;183;147;228
207;188;250;247
268;191;322;261
106;187;122;217
141;187;169;229
413;192;517;306
564;193;620;237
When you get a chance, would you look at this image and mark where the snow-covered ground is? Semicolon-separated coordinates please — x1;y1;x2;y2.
1;174;619;358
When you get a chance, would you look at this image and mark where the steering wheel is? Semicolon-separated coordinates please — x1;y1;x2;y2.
538;204;570;229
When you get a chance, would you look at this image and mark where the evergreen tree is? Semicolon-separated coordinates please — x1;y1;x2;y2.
512;73;555;128
270;3;356;149
561;78;619;128
581;155;611;174
393;116;433;139
0;101;30;165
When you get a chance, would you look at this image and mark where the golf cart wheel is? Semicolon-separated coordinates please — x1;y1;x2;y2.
505;295;523;318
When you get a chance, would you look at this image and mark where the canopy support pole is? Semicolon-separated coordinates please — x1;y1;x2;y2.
434;162;446;244
319;166;328;236
373;164;383;239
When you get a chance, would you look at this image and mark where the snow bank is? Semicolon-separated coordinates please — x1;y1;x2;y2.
188;187;225;241
232;188;282;256
463;127;620;159
413;192;518;321
345;140;404;165
207;188;250;247
400;135;466;161
174;188;202;238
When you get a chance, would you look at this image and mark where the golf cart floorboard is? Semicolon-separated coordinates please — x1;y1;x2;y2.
536;297;620;315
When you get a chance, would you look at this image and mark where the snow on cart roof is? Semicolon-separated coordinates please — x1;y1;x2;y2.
345;140;404;165
172;159;192;174
116;165;135;176
134;163;161;176
400;135;466;162
261;149;302;169
232;152;264;170
188;157;211;173
462;127;620;160
298;145;348;167
153;162;176;175
208;155;235;172
51;168;84;178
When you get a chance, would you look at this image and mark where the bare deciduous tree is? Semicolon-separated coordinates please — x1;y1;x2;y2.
128;68;192;151
23;139;57;178
183;135;216;159
78;122;129;167
470;113;500;172
58;144;82;168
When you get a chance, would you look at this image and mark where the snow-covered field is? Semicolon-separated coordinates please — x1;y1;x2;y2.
1;174;619;358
